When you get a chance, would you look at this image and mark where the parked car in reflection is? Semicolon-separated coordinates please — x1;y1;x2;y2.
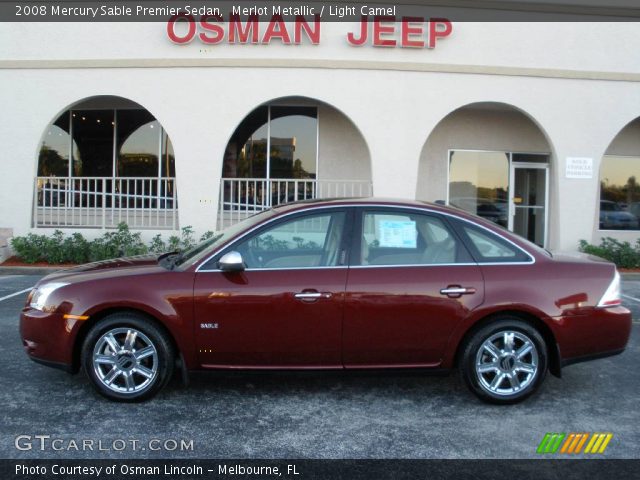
450;197;508;227
20;198;631;404
628;202;640;220
599;200;639;230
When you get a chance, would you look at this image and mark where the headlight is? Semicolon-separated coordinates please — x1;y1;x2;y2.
29;283;68;311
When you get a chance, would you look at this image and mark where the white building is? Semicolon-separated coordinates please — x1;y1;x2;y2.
1;10;640;259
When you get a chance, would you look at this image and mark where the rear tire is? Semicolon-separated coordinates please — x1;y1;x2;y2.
81;313;175;402
460;318;547;404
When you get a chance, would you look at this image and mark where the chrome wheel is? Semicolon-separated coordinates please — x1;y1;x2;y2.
475;330;539;397
92;327;158;395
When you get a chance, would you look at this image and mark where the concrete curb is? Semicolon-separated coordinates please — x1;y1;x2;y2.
621;272;640;280
0;266;67;276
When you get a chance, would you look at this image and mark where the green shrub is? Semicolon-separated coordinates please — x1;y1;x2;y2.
180;226;196;250
167;235;181;252
43;230;66;264
579;237;640;269
148;234;167;254
88;223;148;261
200;231;215;242
11;233;49;264
62;233;91;264
10;223;217;265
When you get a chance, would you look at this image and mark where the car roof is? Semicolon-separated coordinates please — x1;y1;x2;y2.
272;197;446;212
271;197;485;222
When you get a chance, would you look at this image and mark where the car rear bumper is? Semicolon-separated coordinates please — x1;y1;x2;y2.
561;347;626;368
552;305;632;362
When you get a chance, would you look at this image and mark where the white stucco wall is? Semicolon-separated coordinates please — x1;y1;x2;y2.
1;21;640;251
416;107;551;203
317;104;371;182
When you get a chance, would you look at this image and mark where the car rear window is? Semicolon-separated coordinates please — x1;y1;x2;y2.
458;223;533;263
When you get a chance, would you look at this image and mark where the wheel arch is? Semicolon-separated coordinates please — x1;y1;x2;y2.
71;307;181;374
452;310;562;378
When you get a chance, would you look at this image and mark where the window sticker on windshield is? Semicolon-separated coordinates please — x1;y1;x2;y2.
378;220;417;248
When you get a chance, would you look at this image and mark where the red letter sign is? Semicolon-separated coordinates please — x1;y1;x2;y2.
347;16;368;46
428;18;452;48
401;17;425;48
229;14;260;44
167;12;196;44
199;15;224;44
373;16;396;47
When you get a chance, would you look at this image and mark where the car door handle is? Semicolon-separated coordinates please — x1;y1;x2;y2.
440;286;476;297
294;291;333;301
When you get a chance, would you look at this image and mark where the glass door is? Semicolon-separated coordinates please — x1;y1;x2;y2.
509;163;548;247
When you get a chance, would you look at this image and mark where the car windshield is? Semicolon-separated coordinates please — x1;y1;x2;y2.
170;209;276;269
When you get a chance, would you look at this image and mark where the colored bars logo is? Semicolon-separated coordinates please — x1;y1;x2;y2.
537;433;613;454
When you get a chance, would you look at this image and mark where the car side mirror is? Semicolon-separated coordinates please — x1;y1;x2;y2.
218;251;245;272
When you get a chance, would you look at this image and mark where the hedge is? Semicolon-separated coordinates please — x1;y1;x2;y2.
10;223;214;264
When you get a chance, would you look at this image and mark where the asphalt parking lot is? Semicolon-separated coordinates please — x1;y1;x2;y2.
0;273;638;459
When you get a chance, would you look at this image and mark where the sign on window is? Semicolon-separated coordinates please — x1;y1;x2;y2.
378;220;417;248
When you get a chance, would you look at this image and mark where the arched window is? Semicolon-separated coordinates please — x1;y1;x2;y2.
35;97;177;229
219;99;372;229
599;119;640;231
223;105;318;180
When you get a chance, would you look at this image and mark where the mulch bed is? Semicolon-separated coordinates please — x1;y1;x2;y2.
0;256;79;268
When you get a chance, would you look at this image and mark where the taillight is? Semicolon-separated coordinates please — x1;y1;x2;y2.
597;270;621;307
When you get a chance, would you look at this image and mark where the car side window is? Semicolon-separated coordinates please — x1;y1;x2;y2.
233;211;346;269
359;211;467;266
459;224;532;263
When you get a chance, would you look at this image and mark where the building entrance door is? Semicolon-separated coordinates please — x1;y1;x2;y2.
509;163;549;247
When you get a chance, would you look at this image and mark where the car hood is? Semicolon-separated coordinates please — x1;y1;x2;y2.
36;254;166;286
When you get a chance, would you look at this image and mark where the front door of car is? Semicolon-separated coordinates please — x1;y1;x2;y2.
194;209;351;368
343;209;485;367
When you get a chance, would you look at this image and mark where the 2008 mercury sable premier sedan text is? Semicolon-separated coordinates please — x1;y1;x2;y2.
20;199;632;403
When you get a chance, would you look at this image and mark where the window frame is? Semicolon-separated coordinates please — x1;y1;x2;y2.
448;217;535;265
222;104;320;182
38;107;174;180
349;207;475;268
198;207;355;272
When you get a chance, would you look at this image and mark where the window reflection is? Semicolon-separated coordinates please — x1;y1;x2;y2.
71;110;114;177
38;113;71;177
270;106;317;179
599;156;640;230
223;105;318;180
38;108;173;180
449;151;509;227
161;130;176;178
117;110;158;177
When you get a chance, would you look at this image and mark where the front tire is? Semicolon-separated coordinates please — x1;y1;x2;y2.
81;313;175;402
460;318;547;404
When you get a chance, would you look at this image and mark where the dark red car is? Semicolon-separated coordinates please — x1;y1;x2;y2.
20;199;632;403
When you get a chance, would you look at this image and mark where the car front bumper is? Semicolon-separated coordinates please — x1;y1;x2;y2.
20;308;78;372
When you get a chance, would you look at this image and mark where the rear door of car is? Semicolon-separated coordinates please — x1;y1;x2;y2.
343;207;485;367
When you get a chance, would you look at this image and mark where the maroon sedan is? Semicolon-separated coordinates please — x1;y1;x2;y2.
20;199;631;403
